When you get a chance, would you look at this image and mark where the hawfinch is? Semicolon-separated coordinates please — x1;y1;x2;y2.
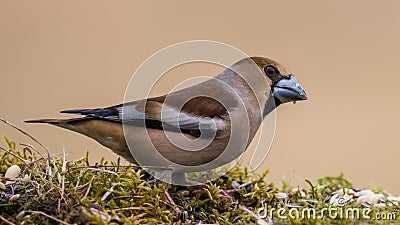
26;57;307;183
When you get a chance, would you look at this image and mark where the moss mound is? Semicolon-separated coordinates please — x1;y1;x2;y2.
0;120;398;224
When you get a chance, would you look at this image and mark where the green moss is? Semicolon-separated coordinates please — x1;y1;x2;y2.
0;135;398;225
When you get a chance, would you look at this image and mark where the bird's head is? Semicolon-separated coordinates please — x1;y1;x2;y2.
251;56;308;106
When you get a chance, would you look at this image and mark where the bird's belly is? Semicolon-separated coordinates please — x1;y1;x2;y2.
124;127;245;172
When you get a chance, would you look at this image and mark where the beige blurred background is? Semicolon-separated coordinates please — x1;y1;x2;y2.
1;1;399;193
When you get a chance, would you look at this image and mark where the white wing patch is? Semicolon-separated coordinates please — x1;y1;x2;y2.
116;101;225;134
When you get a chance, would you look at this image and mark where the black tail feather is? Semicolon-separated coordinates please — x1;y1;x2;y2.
61;108;118;117
60;109;95;115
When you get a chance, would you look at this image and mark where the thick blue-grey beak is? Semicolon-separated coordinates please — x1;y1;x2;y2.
272;75;307;103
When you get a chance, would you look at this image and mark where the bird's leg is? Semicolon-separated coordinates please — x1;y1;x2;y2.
143;169;182;218
150;171;183;218
164;189;181;217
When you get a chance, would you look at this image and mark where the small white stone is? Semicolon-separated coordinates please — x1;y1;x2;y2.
276;192;288;199
334;189;343;197
356;189;374;197
373;203;387;209
357;194;384;205
9;194;20;202
387;196;400;202
5;165;21;179
334;188;357;197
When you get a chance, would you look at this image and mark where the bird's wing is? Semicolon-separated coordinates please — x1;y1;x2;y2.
61;95;228;136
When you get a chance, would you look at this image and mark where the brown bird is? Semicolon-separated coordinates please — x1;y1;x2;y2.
26;57;307;185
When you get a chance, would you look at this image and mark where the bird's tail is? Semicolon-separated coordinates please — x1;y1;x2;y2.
25;117;128;159
24;118;90;132
25;119;73;135
24;119;66;124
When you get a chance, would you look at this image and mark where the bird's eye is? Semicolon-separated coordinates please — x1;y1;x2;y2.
264;66;276;78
